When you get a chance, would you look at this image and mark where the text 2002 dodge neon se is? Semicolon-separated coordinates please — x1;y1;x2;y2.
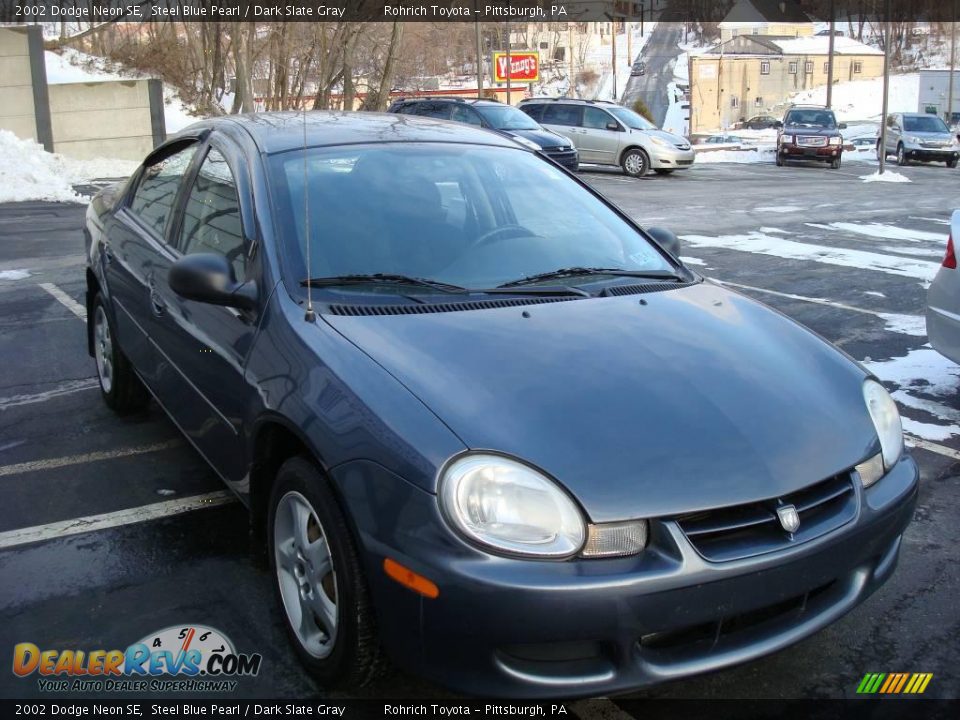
84;112;917;697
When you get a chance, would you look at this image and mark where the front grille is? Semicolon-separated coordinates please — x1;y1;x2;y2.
797;136;827;146
639;580;837;653
920;141;949;148
674;472;856;562
677;159;694;166
544;146;575;155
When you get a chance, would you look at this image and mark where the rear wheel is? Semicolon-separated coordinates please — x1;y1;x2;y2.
92;294;148;414
269;456;386;689
948;158;958;169
621;148;649;178
897;143;908;166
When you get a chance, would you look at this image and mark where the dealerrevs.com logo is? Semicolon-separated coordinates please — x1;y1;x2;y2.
12;625;262;693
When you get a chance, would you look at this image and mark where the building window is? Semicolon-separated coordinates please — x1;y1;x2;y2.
752;27;760;35
730;96;740;109
539;42;548;49
853;61;862;74
824;61;829;73
789;61;798;74
805;61;814;73
755;97;764;107
760;61;770;75
732;29;738;37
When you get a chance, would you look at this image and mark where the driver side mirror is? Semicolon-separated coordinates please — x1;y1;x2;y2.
773;121;783;129
838;122;847;129
647;226;681;258
169;253;257;311
606;122;621;131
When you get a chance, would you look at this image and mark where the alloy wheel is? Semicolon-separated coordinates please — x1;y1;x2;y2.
624;152;646;176
94;305;113;394
274;491;339;659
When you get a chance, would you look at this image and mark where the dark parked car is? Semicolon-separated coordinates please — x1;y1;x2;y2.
388;97;579;171
631;60;646;76
737;115;779;130
85;111;917;698
775;105;847;168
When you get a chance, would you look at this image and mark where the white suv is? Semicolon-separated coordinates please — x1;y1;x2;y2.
519;98;694;177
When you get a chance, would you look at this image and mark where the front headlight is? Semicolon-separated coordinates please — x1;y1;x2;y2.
439;454;586;558
828;136;842;146
649;136;673;148
908;136;921;144
857;379;904;487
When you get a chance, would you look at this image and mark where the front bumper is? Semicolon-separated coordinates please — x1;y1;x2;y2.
333;455;918;698
903;145;959;162
648;145;695;170
780;144;842;161
543;147;580;172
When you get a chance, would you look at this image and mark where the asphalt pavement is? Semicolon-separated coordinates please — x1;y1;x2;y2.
0;160;958;709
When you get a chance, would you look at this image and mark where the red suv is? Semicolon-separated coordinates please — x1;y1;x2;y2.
775;105;847;169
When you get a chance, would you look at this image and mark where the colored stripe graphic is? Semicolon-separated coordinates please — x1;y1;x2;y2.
857;672;932;694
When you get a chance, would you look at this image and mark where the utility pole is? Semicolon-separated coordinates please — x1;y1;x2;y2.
505;22;512;105
879;0;892;174
826;0;835;108
475;15;483;99
569;23;574;96
627;20;633;69
612;19;618;100
949;1;957;126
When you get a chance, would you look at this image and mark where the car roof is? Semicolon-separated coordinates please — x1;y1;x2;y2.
519;97;618;107
393;97;503;107
181;111;520;155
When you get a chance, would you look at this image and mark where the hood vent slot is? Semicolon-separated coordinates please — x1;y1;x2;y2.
601;280;697;297
326;295;581;317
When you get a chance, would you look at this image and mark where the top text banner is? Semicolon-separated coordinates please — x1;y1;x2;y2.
0;1;937;23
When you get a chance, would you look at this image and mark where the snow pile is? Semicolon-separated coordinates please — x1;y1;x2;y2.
44;48;201;134
788;74;919;123
695;147;777;164
0;269;31;280
0;130;138;204
859;170;911;183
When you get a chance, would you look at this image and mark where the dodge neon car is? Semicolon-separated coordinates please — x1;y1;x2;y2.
85;111;917;697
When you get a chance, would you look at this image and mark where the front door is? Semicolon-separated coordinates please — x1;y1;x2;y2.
579;107;622;165
150;138;260;486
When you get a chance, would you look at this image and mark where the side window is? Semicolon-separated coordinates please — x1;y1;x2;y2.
450;105;484;126
395;104;418;115
583;107;613;130
542;104;581;127
129;144;198;239
521;104;544;121
416;103;451;119
179;147;247;283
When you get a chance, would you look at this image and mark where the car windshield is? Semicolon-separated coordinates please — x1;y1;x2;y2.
903;115;950;133
270;144;674;291
607;106;657;130
475;105;541;130
784;110;837;129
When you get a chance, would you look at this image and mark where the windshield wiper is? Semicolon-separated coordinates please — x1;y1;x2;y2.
497;267;683;288
300;273;467;293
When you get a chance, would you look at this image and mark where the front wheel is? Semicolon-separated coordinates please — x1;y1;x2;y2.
775;153;784;166
621;148;650;178
92;294;149;414
830;155;842;169
897;144;908;166
948;158;958;169
876;142;884;161
269;456;386;689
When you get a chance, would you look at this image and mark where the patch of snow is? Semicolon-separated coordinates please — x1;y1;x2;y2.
902;417;957;442
788;74;919;124
909;216;950;225
863;291;886;298
876;313;927;336
754;205;803;213
694;148;776;164
759;227;791;234
0;269;31;280
0;130;136;204
807;222;945;243
771;36;883;56
679;230;941;282
860;170;911;183
680;256;706;266
879;245;945;258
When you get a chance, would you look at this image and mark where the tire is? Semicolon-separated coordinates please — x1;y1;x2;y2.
91;293;149;414
269;455;386;689
621;148;650;177
876;142;884;161
897;144;908;166
830;155;842;169
776;154;784;167
654;168;675;175
948;159;958;169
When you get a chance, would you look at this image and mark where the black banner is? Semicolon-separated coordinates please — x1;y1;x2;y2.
0;1;952;24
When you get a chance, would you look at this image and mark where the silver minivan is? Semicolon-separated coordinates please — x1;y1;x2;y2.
519;98;695;177
878;112;960;168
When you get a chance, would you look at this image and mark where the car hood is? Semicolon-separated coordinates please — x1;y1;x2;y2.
783;126;840;136
502;128;572;149
323;282;876;521
905;130;955;142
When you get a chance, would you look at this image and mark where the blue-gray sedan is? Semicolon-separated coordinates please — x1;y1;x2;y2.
84;111;917;698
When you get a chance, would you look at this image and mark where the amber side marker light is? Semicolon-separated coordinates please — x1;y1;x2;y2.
383;558;440;599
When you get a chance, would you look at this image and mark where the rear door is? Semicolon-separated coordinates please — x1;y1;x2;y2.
886;114;901;153
106;140;201;389
540;103;583;151
579;107;622;165
150;135;261;485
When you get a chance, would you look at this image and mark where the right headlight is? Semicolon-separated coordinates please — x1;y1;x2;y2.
439;454;586;558
857;379;904;487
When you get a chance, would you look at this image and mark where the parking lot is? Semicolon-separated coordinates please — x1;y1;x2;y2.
1;160;958;708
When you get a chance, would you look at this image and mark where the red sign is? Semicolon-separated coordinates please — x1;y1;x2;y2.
493;52;540;83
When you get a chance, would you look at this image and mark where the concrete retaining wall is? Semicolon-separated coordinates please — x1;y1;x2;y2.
0;25;52;150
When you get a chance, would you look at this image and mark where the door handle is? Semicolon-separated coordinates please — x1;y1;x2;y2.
150;290;166;317
102;243;114;265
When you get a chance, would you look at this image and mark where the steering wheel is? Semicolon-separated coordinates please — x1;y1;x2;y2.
473;224;542;248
